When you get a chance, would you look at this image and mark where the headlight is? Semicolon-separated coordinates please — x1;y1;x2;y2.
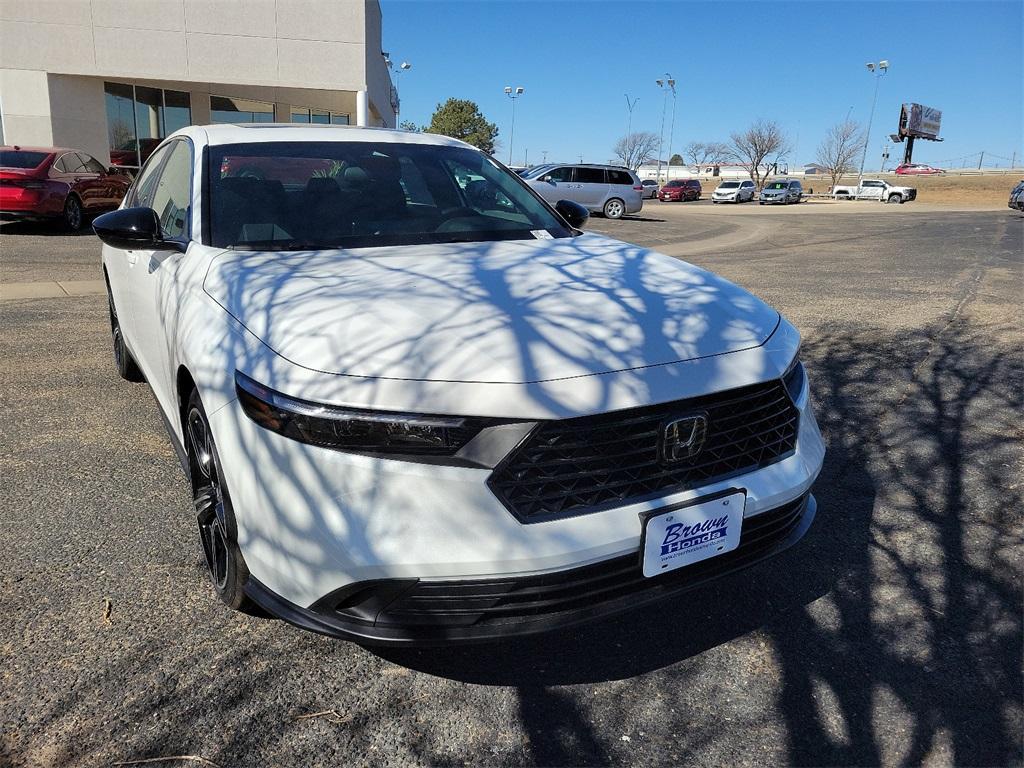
235;372;486;455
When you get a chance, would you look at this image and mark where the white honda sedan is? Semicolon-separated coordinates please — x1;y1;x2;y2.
95;124;824;644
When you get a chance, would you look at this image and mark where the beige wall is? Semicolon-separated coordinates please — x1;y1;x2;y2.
0;0;381;93
0;0;395;154
0;0;394;119
0;70;109;161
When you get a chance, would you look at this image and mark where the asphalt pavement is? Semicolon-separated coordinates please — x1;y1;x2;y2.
1;203;1021;767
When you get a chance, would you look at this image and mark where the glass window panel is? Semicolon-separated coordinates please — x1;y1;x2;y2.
291;107;311;123
210;96;274;124
311;109;330;124
134;85;162;140
330;113;350;125
150;141;192;239
163;90;191;135
105;81;138;165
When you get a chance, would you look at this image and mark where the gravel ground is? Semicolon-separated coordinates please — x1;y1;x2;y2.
1;204;1021;767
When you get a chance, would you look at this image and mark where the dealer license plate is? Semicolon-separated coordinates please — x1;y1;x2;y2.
641;491;745;577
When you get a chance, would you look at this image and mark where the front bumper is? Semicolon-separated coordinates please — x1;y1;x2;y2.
244;492;817;645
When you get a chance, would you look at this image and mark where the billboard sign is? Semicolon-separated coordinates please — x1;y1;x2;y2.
899;103;942;140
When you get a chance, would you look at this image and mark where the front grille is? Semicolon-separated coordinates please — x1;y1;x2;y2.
488;379;799;522
372;493;809;630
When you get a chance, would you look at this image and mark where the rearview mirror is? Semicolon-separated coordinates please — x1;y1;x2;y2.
93;207;186;252
555;199;589;229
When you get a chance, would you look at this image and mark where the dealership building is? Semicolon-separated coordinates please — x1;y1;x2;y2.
0;0;396;168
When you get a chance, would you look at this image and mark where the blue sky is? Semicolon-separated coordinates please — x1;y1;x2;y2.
380;0;1023;170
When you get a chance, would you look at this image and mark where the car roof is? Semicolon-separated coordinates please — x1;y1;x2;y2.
1;146;66;154
169;123;479;150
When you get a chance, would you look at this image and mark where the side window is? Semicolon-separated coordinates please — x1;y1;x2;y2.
78;154;106;174
149;141;192;240
53;155;70;173
575;167;606;184
608;169;633;185
544;167;573;182
131;144;172;208
57;153;83;173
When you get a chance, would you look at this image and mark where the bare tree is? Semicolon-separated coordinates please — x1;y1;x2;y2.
684;141;729;168
816;119;865;192
612;131;660;170
726;120;791;190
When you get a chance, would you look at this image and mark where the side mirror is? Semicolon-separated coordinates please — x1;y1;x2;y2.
541;175;554;183
93;207;186;252
107;166;120;175
555;199;589;229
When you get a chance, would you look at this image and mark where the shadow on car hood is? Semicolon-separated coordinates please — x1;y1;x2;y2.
203;233;779;384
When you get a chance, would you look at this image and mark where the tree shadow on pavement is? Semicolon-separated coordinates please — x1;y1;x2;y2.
382;316;1022;767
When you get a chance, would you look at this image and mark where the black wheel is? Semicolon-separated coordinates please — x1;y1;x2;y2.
887;194;901;204
186;390;254;611
63;195;83;230
106;283;144;382
603;198;625;219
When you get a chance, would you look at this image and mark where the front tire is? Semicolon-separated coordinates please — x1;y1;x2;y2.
887;194;902;204
186;390;254;612
603;198;625;219
106;284;144;382
63;195;83;231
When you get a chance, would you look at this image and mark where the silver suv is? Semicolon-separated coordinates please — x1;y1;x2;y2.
759;179;803;205
523;164;643;218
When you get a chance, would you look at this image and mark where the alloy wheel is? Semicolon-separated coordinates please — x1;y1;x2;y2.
187;406;230;591
64;197;82;230
604;199;624;218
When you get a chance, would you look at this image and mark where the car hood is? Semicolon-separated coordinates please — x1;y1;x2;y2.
714;187;739;194
203;233;779;384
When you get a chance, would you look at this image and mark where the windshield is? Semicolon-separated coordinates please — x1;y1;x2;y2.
665;180;686;188
765;182;790;190
718;182;740;189
208;142;572;250
1;150;49;169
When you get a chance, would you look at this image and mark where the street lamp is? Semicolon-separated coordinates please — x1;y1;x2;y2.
655;75;676;183
388;60;411;127
857;59;888;189
504;86;524;165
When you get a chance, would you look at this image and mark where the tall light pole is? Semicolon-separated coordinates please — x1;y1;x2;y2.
504;86;524;165
385;57;411;128
655;75;675;183
624;93;639;140
857;59;888;189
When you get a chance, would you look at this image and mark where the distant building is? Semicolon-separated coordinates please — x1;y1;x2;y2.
802;163;829;175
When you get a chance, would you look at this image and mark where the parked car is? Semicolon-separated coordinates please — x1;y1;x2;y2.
641;179;659;199
658;179;701;202
94;124;823;645
894;163;945;176
832;179;916;203
1008;180;1024;211
0;145;132;229
522;163;643;218
759;179;803;205
712;180;756;203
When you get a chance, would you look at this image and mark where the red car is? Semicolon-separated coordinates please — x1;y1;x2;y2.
894;163;945;176
0;146;132;229
658;178;702;201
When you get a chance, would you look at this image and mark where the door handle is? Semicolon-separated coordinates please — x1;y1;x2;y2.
126;250;138;266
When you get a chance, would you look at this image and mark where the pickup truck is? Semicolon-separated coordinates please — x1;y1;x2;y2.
832;179;917;204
